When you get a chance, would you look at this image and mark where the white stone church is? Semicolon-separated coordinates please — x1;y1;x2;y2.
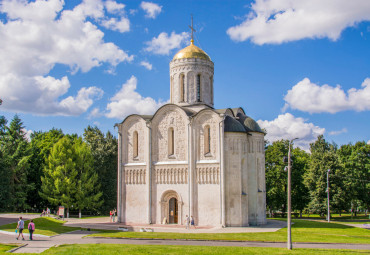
116;37;266;227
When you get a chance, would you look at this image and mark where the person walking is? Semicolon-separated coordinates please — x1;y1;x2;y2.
190;216;195;229
112;209;116;222
109;210;113;222
16;217;25;240
28;220;35;240
184;215;190;229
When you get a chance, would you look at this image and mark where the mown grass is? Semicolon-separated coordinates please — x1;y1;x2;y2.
42;244;370;255
0;217;79;236
0;243;18;253
89;219;370;244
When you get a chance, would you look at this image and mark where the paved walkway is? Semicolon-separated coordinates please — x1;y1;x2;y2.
1;214;369;253
1;230;369;253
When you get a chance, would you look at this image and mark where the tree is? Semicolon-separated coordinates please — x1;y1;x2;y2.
265;140;309;217
1;115;32;211
305;135;342;217
74;137;103;218
338;142;370;216
27;129;64;210
0;116;11;211
40;137;77;217
40;136;103;218
83;126;117;214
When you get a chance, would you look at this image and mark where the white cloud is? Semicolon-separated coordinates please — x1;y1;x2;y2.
106;76;164;119
227;0;370;45
100;17;130;33
144;31;189;55
283;78;370;114
0;74;103;116
140;1;162;19
105;0;125;14
21;128;33;142
367;140;370;145
328;128;347;136
0;0;133;116
257;113;325;151
140;61;153;70
88;107;103;119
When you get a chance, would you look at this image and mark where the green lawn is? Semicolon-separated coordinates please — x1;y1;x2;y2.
0;217;79;236
0;243;18;253
41;244;370;255
89;219;370;244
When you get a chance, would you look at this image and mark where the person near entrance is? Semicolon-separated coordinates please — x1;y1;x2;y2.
185;215;190;229
191;216;195;229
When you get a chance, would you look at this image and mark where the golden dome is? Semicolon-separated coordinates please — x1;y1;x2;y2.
172;41;211;61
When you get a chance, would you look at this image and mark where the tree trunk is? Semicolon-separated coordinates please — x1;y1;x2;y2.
67;207;69;218
79;209;81;219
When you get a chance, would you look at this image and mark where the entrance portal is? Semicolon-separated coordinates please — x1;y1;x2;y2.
168;197;178;224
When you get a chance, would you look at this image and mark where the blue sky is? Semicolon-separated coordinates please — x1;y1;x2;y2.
0;0;369;150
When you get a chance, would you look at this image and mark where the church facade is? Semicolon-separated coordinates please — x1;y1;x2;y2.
116;39;266;227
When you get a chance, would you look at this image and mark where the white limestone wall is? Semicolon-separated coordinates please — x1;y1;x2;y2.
224;133;249;227
170;58;214;107
246;132;266;225
151;106;189;163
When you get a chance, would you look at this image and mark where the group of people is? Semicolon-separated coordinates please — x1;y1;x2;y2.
40;207;50;217
16;217;36;241
185;215;195;229
109;209;117;222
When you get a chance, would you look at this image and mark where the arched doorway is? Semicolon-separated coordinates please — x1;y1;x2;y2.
169;197;178;224
160;190;183;225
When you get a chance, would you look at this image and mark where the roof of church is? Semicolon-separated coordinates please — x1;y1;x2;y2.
172;41;211;61
224;115;247;133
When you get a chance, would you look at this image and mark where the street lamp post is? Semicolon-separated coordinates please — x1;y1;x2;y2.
287;137;298;250
327;169;331;223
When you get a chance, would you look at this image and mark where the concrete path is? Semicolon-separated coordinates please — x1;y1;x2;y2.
63;217;287;233
1;230;369;253
1;214;369;253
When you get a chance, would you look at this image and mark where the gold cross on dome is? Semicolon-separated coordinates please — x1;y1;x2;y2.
189;14;196;44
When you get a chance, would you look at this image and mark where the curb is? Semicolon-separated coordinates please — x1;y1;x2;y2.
0;230;50;238
6;244;28;253
85;236;370;246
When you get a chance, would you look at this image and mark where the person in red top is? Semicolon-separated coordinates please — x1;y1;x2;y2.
28;220;35;240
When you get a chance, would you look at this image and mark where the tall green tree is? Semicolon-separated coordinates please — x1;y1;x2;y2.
74;137;103;218
338;142;370;215
265;140;309;217
40;137;77;217
27;129;64;210
305;135;343;216
1;115;33;211
0;116;11;211
83;126;117;214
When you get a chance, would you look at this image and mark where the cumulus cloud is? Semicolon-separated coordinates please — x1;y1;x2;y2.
140;1;162;19
283;78;370;114
105;0;125;14
88;107;103;119
140;61;153;70
144;31;189;55
0;0;133;116
100;17;130;33
21;128;33;142
368;140;370;145
0;74;103;116
257;113;325;151
227;0;370;45
328;128;347;136
106;75;164;119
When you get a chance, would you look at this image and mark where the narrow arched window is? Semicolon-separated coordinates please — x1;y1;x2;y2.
210;76;213;105
204;125;211;155
133;131;138;158
170;76;173;103
168;127;174;156
197;74;201;102
180;74;185;102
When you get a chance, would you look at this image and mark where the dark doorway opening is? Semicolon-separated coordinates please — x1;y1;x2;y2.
168;197;178;224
